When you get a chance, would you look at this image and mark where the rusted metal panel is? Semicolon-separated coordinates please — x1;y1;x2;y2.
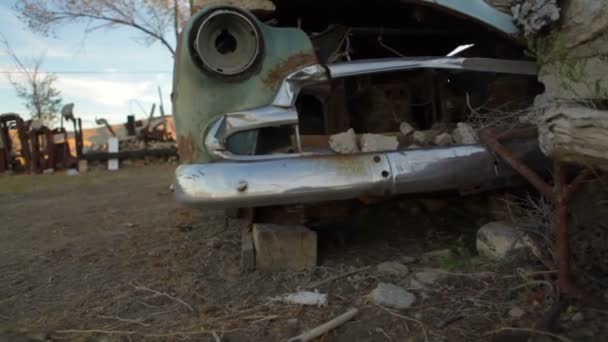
176;134;198;163
263;52;319;87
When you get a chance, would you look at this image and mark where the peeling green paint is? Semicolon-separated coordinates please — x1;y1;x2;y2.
172;7;316;163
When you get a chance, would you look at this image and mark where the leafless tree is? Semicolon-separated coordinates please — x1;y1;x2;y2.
1;36;62;126
14;0;192;57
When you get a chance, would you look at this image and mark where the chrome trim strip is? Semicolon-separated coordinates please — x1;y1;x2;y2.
176;140;546;207
327;57;537;79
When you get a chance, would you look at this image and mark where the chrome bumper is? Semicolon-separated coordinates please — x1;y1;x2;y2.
174;140;546;208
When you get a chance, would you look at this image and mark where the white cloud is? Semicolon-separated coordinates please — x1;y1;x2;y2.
58;76;156;106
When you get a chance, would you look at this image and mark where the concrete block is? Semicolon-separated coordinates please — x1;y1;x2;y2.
253;224;317;271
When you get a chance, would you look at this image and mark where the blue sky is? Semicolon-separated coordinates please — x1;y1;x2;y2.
0;0;175;127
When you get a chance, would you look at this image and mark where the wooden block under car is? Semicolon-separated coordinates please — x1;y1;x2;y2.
252;224;317;271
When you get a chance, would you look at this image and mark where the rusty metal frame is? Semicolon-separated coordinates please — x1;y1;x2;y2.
480;128;602;306
29;126;55;174
0;113;31;173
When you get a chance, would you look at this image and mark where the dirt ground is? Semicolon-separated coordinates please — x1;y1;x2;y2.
0;163;605;342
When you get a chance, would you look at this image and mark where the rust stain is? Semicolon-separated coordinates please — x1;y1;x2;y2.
177;134;199;163
263;51;318;87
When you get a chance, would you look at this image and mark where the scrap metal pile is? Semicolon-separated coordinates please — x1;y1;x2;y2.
0;112;80;174
0;104;178;174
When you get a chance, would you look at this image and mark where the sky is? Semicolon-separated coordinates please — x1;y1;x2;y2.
0;0;175;128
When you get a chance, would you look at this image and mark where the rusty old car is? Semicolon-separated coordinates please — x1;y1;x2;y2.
172;0;546;214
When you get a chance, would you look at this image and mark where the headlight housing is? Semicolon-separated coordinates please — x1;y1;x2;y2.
189;7;264;79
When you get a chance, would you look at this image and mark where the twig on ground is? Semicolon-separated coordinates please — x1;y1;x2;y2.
376;327;393;342
303;266;370;290
130;281;194;312
206;301;272;324
144;329;209;338
243;314;280;324
56;329;135;335
211;330;221;342
485;327;574;342
374;303;429;342
288;308;359;342
415;268;494;278
507;280;554;297
96;315;150;327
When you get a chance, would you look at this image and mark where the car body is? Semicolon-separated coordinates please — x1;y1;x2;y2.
172;0;545;208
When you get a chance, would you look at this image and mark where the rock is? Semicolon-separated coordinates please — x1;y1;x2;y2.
408;144;421;149
329;128;359;154
377;261;409;277
539;105;608;171
409;277;427;290
476;221;526;260
452;123;478;145
414;270;447;286
360;134;399;152
400;122;414;136
412;130;440;145
369;283;416;309
571;312;584;322
508;307;525;319
252;224;317;271
433;132;453;146
512;0;560;37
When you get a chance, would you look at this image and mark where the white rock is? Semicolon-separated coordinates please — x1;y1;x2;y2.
400;122;414;136
370;283;416;309
508;307;525;319
476;221;526;260
377;261;409;277
412;130;440;145
414;270;447;286
329;128;359;154
571;312;584;322
433;132;453;146
409;278;427;290
360;134;399;152
452;123;478;145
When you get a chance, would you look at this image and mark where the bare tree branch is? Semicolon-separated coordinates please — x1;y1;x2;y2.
1;35;62;125
14;0;192;57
